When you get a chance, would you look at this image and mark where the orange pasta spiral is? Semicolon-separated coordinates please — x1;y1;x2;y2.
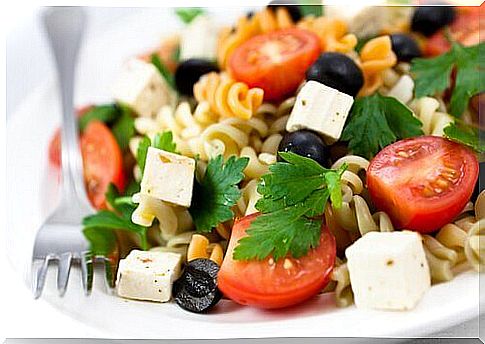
194;72;264;120
187;234;224;266
358;36;397;96
297;17;357;53
217;7;294;69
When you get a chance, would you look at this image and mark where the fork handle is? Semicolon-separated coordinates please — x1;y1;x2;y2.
43;8;90;207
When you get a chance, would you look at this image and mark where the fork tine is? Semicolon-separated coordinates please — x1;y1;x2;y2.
103;257;117;292
81;253;93;295
32;257;50;299
57;253;73;296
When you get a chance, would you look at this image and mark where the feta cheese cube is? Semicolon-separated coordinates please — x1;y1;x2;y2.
117;250;182;302
346;231;431;311
180;15;218;61
286;80;354;145
112;59;172;118
140;147;195;207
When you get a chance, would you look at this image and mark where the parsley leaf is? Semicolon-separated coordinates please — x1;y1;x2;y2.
152;131;177;153
341;93;423;160
111;105;135;151
136;132;177;177
233;152;346;261
150;53;175;89
79;104;119;131
189;155;249;233
411;42;485;117
83;184;149;254
136;136;151;175
444;121;485;153
175;8;205;24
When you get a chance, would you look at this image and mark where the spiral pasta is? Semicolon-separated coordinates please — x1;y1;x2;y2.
297;16;357;53
358;36;397;96
409;97;454;137
329;260;354;308
237;178;262;216
194;72;264;120
131;193;193;241
150;231;195;261
187;234;224;266
217;7;294;69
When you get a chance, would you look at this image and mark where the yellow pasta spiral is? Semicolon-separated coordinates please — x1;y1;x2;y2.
194;72;264;120
217;7;294;69
297;16;357;53
187;234;224;266
358;36;397;96
409;97;454;137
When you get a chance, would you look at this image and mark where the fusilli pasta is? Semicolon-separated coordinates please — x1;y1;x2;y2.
358;36;397;96
409;97;454;137
187;234;224;266
297;16;357;53
194;72;264;120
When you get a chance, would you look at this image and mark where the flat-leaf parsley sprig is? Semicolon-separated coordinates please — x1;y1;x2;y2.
411;41;485;117
233;152;347;262
189;155;249;233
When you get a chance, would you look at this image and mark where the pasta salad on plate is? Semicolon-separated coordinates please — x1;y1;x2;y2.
46;3;484;314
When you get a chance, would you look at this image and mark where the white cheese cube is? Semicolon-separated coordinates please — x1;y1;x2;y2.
140;147;195;207
180;15;218;61
387;75;414;105
112;59;172;118
117;250;182;302
346;231;431;311
286;80;354;144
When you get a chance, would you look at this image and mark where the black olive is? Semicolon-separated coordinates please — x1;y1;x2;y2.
174;59;219;96
471;162;485;202
411;6;456;37
173;258;222;313
305;52;364;97
267;0;302;22
390;34;422;62
278;130;330;167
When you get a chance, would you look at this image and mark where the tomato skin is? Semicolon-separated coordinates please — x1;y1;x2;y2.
367;136;478;233
81;121;126;209
228;28;320;102
425;6;483;56
218;213;336;309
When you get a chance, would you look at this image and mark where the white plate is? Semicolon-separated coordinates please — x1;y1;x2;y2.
6;7;483;340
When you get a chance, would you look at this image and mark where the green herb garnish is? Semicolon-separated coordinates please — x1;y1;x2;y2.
411;42;485;117
444;121;485;153
341;93;424;160
136;131;178;176
175;8;205;24
189;155;249;233
150;53;175;89
83;184;149;254
233;152;346;261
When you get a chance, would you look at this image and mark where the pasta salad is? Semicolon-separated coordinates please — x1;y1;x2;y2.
47;3;484;313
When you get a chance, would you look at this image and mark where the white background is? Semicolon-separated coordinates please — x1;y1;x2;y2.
2;3;483;341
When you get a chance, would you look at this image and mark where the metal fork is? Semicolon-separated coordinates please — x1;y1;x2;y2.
31;7;109;298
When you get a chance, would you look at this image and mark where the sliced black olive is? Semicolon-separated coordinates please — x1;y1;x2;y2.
390;34;422;62
278;130;330;167
173;258;222;313
267;0;302;22
411;6;456;37
305;52;364;97
174;59;219;96
471;162;485;202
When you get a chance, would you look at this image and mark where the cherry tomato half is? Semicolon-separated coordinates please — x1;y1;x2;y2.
218;213;336;309
367;136;478;233
425;5;484;56
228;28;320;102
